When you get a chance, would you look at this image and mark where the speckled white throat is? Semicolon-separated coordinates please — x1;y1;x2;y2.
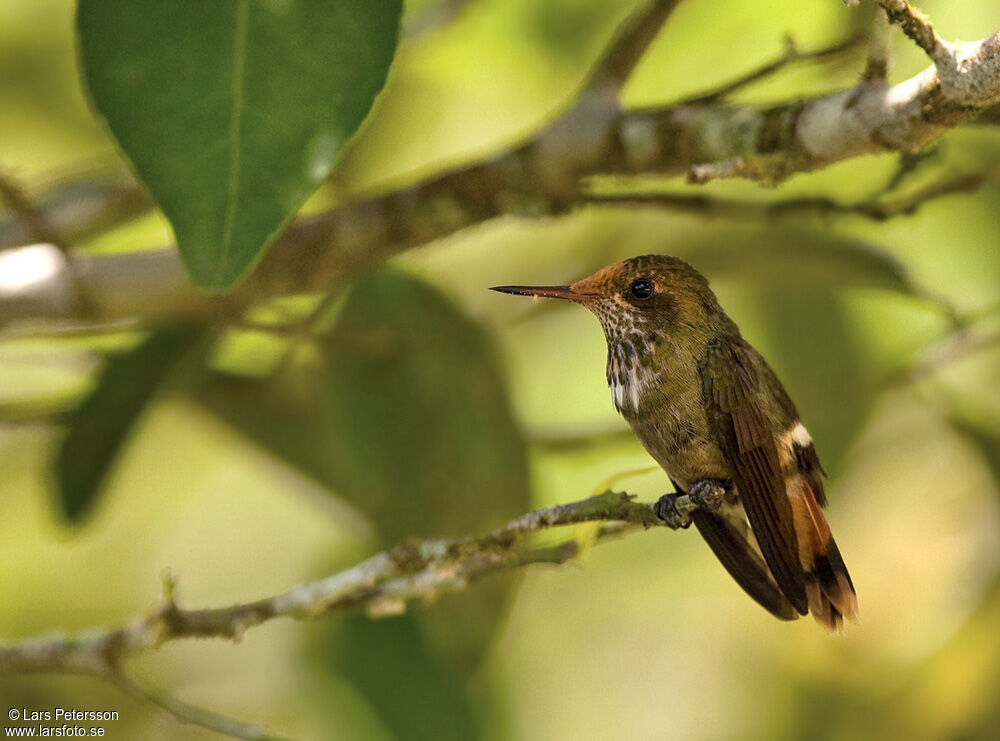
588;296;667;414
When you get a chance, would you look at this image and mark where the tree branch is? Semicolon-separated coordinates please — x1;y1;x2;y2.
875;0;945;62
0;169;67;251
0;491;672;674
679;33;867;104
863;8;891;82
587;169;991;221
401;0;476;38
588;0;682;93
0;179;150;252
109;674;301;741
886;326;1000;388
3;2;1000;331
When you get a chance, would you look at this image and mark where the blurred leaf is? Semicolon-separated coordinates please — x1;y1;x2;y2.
318;614;479;741
700;230;935;474
200;270;529;732
55;325;208;522
204;270;530;542
884;570;1000;741
779;677;876;741
697;230;915;473
972;106;1000;126
76;0;401;290
755;289;873;475
523;0;616;58
313;271;530;542
948;409;1000;491
691;229;917;295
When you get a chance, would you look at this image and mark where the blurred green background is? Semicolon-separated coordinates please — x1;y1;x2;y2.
2;0;1000;739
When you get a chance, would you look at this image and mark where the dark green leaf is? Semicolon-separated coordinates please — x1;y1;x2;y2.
77;0;401;290
55;325;207;522
755;289;873;475
315;271;530;543
948;410;1000;492
316;614;479;741
199;270;529;679
202;270;530;542
697;230;924;473
689;228;917;295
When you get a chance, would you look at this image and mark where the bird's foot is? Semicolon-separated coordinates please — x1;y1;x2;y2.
654;493;693;529
688;479;726;513
654;480;727;528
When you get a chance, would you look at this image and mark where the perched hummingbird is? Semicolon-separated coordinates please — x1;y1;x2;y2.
492;255;858;631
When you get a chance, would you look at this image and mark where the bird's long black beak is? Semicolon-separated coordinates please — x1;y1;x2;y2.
490;285;579;300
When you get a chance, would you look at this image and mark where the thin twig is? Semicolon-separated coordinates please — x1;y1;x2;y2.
0;168;67;251
110;673;301;741
874;0;947;63
3;3;1000;330
887;327;1000;388
681;0;984;185
267;288;345;377
588;170;989;220
0;180;149;251
679;33;866;105
0;490;675;674
402;0;476;37
877;148;942;196
588;0;684;93
863;9;891;81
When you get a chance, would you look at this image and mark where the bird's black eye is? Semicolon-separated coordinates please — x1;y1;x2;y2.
629;279;653;300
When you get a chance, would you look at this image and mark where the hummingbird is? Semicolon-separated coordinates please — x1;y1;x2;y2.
492;255;858;631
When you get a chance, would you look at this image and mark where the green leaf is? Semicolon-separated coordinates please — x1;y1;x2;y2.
203;270;530;542
76;0;401;290
689;228;918;295
316;271;531;544
199;269;530;666
948;409;1000;493
755;289;872;474
316;614;480;741
55;325;207;522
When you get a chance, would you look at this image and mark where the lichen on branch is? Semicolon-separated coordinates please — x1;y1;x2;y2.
0;490;671;675
3;0;1000;330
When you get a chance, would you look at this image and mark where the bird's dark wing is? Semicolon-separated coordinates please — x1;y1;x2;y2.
690;507;799;620
761;362;828;506
699;338;807;615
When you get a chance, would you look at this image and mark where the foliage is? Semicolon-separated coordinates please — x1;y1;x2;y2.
77;0;401;289
55;325;209;520
1;0;1000;740
200;270;530;731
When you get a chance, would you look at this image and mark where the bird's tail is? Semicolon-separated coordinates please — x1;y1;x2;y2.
788;476;858;632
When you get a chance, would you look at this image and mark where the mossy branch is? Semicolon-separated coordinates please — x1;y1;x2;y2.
4;1;1000;331
0;490;674;675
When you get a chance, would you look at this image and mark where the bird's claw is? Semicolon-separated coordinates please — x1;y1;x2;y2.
654;480;726;528
654;494;692;529
689;480;726;513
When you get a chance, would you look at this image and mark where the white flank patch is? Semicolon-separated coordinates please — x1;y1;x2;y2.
609;363;658;414
789;421;813;447
611;379;627;410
